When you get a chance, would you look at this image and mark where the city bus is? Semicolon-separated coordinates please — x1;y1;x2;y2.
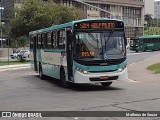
29;19;128;88
130;35;160;52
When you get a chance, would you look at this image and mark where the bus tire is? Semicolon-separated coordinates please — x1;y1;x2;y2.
143;47;147;52
101;82;112;87
39;64;45;80
60;69;71;88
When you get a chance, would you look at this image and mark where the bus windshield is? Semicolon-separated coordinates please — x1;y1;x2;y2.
130;39;140;46
74;31;125;60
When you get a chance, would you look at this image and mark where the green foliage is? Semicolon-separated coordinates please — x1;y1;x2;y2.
10;0;83;38
147;63;160;74
144;27;160;35
144;14;152;26
0;22;5;32
11;36;29;49
0;61;29;66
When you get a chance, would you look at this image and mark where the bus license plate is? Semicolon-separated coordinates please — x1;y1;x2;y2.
100;76;109;80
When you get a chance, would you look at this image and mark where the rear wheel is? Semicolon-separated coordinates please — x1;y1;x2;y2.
101;82;112;87
60;69;71;88
143;47;147;52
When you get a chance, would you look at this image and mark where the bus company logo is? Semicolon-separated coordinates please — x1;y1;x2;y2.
2;112;11;117
1;112;42;118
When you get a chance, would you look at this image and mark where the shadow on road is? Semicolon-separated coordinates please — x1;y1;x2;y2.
32;75;124;92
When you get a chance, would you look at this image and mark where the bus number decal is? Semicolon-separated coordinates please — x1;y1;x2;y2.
82;52;94;57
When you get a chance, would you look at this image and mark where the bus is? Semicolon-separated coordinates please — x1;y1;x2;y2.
29;19;128;88
130;35;160;52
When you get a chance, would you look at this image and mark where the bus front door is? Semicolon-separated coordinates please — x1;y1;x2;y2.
33;36;38;71
66;30;73;81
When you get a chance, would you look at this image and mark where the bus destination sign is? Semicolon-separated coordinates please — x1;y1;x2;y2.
74;21;124;29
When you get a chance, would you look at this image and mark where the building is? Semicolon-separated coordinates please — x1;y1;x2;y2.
58;0;145;38
1;0;22;39
1;0;145;39
145;0;154;17
154;1;160;19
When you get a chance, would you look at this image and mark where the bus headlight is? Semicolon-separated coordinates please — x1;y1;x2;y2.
82;70;88;74
117;65;127;72
75;67;88;74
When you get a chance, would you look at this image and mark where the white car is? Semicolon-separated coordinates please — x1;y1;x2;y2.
10;50;30;59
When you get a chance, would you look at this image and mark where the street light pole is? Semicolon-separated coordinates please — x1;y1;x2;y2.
0;2;4;49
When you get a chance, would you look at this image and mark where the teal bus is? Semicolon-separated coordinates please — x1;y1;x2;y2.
29;19;128;88
130;35;160;52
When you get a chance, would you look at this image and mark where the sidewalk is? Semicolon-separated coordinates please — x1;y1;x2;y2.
0;64;30;70
128;54;160;82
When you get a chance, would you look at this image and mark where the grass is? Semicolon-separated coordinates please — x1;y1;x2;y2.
0;61;29;66
147;63;160;73
144;27;160;35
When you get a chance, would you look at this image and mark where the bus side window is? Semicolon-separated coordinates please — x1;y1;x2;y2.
38;34;41;49
47;32;52;49
30;36;34;49
58;29;66;49
145;38;148;43
139;39;143;44
41;33;46;49
52;31;57;49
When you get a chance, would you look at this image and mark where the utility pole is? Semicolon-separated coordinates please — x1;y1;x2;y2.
0;1;4;49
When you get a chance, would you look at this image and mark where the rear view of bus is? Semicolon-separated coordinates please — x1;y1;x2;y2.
73;19;128;86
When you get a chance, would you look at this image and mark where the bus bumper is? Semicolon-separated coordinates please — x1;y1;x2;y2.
74;68;128;83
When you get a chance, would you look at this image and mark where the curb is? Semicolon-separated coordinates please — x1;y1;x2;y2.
0;64;30;70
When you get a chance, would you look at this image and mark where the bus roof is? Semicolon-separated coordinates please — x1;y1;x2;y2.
139;35;160;39
29;18;123;36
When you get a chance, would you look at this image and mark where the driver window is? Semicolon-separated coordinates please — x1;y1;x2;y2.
58;29;66;49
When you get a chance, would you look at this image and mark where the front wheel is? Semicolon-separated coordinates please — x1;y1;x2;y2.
60;69;71;88
101;82;112;87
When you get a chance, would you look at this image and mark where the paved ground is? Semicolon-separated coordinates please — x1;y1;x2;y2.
0;53;160;120
128;54;160;82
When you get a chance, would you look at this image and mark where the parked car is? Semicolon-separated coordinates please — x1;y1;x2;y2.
10;50;30;59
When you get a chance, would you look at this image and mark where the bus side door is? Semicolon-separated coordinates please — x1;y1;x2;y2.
66;29;73;81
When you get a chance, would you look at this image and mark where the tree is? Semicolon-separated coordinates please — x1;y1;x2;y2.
10;0;83;47
0;22;5;32
144;14;152;27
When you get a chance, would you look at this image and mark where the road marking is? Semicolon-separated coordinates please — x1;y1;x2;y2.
127;52;151;56
127;79;141;83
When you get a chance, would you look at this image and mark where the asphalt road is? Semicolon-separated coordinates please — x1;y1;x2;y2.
0;51;160;120
127;50;160;64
